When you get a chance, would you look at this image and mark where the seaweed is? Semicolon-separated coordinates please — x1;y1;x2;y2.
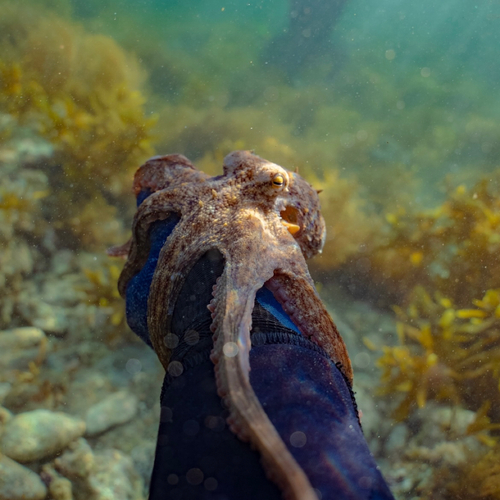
0;2;155;249
430;445;500;500
81;257;130;346
374;284;500;426
365;179;500;308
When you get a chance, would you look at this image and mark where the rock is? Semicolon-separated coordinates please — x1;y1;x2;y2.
31;302;69;336
85;391;139;437
0;406;12;439
53;439;95;500
55;446;143;500
1;409;86;462
0;383;11;405
55;438;95;480
49;474;73;500
92;449;143;500
41;464;73;500
130;441;156;491
385;423;409;454
0;454;47;500
0;327;46;371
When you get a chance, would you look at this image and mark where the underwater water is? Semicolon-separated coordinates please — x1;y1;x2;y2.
2;0;500;498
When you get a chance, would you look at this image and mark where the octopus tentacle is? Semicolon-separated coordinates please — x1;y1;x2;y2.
106;237;132;258
133;154;209;196
209;262;319;500
147;229;220;368
266;271;353;383
118;188;185;297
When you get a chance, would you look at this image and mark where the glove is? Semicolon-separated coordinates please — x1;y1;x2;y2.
124;190;394;500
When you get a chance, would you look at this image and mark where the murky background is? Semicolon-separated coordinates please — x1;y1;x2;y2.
1;0;500;498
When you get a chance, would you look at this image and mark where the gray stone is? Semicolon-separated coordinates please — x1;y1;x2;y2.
385;422;409;453
1;409;86;462
0;383;11;405
85;391;139;437
0;327;46;371
91;449;144;500
0;406;12;439
0;454;47;500
130;441;156;490
55;446;143;500
55;438;95;480
41;464;73;500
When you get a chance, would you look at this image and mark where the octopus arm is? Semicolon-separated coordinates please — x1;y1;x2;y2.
266;271;353;383
209;257;319;500
118;188;186;297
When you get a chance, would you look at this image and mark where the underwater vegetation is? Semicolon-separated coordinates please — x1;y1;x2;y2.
430;444;500;500
369;180;500;496
0;1;155;340
0;2;155;249
366;180;500;309
0;156;49;327
374;285;500;425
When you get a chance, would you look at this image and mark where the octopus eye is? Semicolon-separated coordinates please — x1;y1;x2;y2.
272;173;285;189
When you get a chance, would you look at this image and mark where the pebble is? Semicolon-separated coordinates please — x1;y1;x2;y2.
0;409;86;462
41;465;73;500
0;383;11;404
85;391;139;437
0;454;47;500
55;438;95;480
0;406;12;439
0;327;46;370
92;449;143;500
385;423;409;454
130;440;156;489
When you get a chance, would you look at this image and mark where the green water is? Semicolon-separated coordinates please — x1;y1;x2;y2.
73;0;500;204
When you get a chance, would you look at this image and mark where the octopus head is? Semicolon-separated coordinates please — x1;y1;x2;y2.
223;150;290;199
223;151;325;258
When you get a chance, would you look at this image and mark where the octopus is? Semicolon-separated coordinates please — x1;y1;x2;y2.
112;150;353;500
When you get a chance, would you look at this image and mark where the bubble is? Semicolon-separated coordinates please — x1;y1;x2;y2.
185;329;200;346
356;130;368;141
290;431;307;448
125;358;142;375
186;468;204;486
164;333;179;349
354;351;371;369
396;100;405;110
205;415;225;431
160;406;173;423
420;67;431;78
340;133;355;148
223;342;238;357
167;474;179;485
385;49;396;60
167;361;183;377
204;477;218;491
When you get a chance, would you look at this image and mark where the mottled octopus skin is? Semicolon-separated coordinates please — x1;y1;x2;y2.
116;151;353;500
